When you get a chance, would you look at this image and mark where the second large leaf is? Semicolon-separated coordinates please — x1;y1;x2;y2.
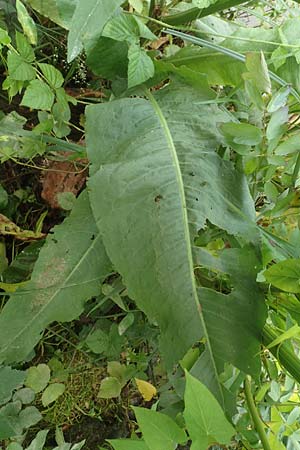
87;84;259;405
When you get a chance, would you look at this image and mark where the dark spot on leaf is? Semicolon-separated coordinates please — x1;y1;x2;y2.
195;198;199;201
52;238;58;244
155;194;163;203
189;172;195;176
200;182;207;187
91;234;95;241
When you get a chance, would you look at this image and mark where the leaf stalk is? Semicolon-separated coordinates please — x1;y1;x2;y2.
244;376;272;450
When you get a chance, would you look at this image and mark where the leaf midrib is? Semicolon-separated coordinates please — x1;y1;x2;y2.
145;88;223;405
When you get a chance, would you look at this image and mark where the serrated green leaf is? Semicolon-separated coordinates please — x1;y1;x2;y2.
0;191;111;364
264;259;300;293
86;85;259;405
15;31;35;62
133;406;187;450
16;0;37;45
21;79;55;110
103;13;156;43
25;364;50;393
67;0;124;62
38;63;64;89
128;43;154;88
7;52;36;81
42;383;65;407
184;372;235;450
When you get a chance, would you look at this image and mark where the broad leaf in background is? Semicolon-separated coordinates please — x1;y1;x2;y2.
264;259;300;293
133;406;187;450
0;191;111;364
67;0;124;62
26;0;78;29
21;79;54;111
86;37;128;80
163;0;251;25
165;49;245;87
128;43;154;88
87;84;258;405
184;372;235;450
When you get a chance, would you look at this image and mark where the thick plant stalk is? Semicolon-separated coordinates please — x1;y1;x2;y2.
244;376;272;450
262;325;300;384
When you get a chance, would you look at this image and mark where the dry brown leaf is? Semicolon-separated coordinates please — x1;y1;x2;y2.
41;153;88;209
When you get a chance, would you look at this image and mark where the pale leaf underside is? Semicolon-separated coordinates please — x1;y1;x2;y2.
87;84;263;405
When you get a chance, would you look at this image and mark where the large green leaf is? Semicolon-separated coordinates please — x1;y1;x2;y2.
133;406;187;450
264;259;300;293
87;84;258;405
192;246;266;380
67;0;124;62
26;0;77;29
163;0;300;25
184;372;235;450
165;48;244;87
0;191;111;364
86;37;128;80
163;0;249;25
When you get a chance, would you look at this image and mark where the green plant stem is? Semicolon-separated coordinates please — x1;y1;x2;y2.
262;325;300;384
244;376;272;450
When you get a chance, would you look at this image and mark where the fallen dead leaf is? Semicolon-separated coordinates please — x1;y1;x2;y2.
0;214;45;241
41;152;88;209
